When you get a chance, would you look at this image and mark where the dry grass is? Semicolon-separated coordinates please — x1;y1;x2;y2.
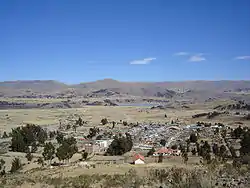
1;102;250;132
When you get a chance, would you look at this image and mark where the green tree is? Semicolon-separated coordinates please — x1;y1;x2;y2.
76;117;83;127
0;159;5;176
191;148;196;156
122;121;128;126
189;133;198;143
158;153;163;163
56;132;64;144
10;124;47;152
73;124;77;132
160;139;166;147
2;131;8;138
221;128;227;139
232;126;244;139
229;146;237;158
42;142;55;164
10;130;28;152
37;130;47;145
25;151;33;162
182;151;188;165
106;133;133;156
219;145;227;161
10;158;22;173
112;121;116;129
212;143;219;157
101;118;108;125
37;157;44;167
56;137;78;163
240;131;250;156
147;147;155;157
82;152;88;160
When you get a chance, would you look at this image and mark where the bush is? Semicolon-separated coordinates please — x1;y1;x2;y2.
10;158;22;173
122;121;128;126
101;118;108;125
25;151;33;162
2;132;8;138
82;152;88;160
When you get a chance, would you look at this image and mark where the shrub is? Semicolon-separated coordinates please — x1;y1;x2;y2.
25;151;33;162
10;158;22;173
82;152;88;160
101;118;108;125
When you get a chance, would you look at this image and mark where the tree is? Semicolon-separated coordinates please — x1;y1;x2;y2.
10;158;22;173
10;124;47;152
160;139;166;147
76;117;83;127
82;152;88;160
147;147;155;157
123;121;128;126
158;153;163;163
31;142;38;153
240;131;250;156
232;126;244;139
56;137;78;163
56;144;68;162
10;130;28;152
191;148;197;156
106;133;133;156
73;124;77;133
229;146;237;158
37;130;47;145
2;131;8;138
214;127;220;135
87;127;99;139
221;129;227;139
49;131;56;139
101;118;108;125
56;132;64;144
37;157;44;167
42;142;55;164
189;133;198;143
182;151;188;165
26;151;33;162
171;145;178;150
212;143;219;157
0;159;5;176
112;121;116;129
219;145;227;161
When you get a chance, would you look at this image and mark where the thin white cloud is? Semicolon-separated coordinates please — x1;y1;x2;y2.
129;57;156;65
188;54;206;62
173;52;189;56
234;56;250;60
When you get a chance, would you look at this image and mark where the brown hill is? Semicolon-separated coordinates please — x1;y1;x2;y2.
1;79;250;100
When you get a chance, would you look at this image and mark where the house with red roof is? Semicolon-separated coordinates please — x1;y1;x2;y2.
133;153;145;164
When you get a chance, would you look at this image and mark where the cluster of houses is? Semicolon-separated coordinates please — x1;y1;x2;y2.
75;137;114;153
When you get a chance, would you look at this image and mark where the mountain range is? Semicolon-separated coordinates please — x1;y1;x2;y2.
1;79;250;100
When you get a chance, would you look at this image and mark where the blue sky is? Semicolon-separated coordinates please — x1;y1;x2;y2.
1;0;250;83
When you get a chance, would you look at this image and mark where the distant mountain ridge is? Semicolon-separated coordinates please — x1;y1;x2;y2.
1;79;250;98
